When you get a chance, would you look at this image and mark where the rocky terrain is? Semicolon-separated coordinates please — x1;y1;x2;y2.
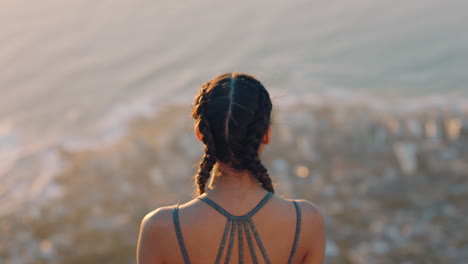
1;99;467;264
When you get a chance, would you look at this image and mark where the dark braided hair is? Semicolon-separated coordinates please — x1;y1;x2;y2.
192;73;274;195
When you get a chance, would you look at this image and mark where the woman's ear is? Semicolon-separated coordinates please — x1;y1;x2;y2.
262;126;271;145
195;126;203;143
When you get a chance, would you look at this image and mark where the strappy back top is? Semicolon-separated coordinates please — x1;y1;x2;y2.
172;192;302;264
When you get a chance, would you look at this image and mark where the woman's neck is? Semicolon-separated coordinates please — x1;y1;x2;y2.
205;162;267;199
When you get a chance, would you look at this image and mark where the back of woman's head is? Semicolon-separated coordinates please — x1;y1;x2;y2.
192;73;274;195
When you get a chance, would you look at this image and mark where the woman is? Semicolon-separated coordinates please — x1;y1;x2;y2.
137;73;325;264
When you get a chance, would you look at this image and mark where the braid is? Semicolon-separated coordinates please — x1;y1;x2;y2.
193;85;217;195
250;157;274;193
195;117;217;194
242;81;275;193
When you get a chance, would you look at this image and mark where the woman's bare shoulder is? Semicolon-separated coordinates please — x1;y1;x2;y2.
139;205;176;246
287;199;324;234
142;205;173;229
140;199;199;235
137;205;179;264
276;196;322;219
284;198;325;263
292;199;322;220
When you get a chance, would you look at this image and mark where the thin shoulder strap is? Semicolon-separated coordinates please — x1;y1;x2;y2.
173;204;191;264
198;192;274;220
288;201;302;264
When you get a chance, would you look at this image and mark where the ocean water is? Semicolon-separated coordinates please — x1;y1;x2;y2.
1;0;468;182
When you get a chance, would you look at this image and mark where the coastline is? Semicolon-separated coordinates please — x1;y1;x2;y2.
1;92;467;263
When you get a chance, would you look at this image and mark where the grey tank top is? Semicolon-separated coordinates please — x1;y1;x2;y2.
172;192;302;264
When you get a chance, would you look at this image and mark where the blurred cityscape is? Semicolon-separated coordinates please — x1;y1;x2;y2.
1;98;467;264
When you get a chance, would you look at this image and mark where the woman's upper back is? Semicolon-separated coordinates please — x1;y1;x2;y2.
137;73;325;263
137;192;325;264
